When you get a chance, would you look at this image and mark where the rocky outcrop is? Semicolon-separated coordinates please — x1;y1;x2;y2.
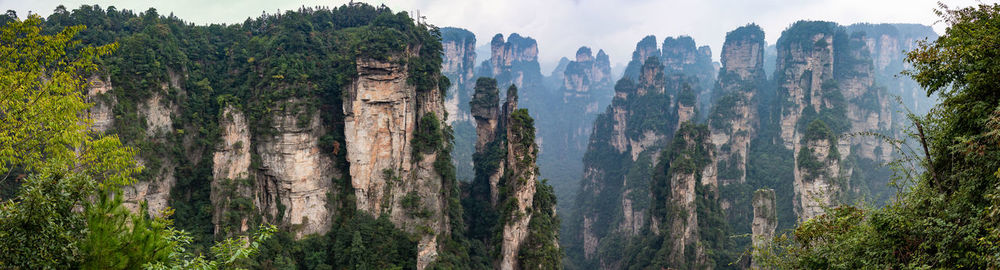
710;24;767;186
343;56;451;269
662;36;716;116
773;21;919;222
255;103;336;237
847;23;938;114
538;46;616;213
471;78;503;204
211;105;254;236
622;36;660;80
751;189;777;269
662;123;715;267
85;75;115;133
441;27;477;125
563;47;613;103
470;79;560;270
774;21;845;222
776;22;837;151
497;88;537;270
121;72;183;216
441;27;479;182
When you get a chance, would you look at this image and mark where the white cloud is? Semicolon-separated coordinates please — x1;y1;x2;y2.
2;0;988;70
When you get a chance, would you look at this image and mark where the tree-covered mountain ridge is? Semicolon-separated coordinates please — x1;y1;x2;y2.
2;2;999;270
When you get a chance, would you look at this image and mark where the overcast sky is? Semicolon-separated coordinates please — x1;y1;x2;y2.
3;0;989;71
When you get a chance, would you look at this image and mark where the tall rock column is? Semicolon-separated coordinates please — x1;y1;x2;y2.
709;24;766;186
343;55;452;269
774;21;845;222
660;123;715;268
471;79;560;270
471;78;503;204
751;189;777;269
440;27;478;182
211;105;254;236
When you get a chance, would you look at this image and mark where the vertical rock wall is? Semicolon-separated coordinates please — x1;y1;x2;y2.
255;104;336;237
710;25;766;186
211;106;253;236
751;189;777;269
343;56;451;269
773;22;843;222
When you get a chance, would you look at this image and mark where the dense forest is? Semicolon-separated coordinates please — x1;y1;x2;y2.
2;2;1000;270
0;3;558;269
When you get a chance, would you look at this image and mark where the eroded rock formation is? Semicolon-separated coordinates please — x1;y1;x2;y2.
709;24;766;186
751;189;777;269
469;78;560;270
343;57;451;269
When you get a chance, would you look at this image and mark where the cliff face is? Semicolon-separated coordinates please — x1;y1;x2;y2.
113;72;184;217
441;27;477;124
773;21;898;222
660;123;715;268
710;25;766;187
497;90;536;270
847;23;938;114
471;78;503;204
85;75;114;133
343;57;451;269
211;106;253;236
751;189;777;269
254;102;338;237
563;47;613;107
469;79;560;270
441;27;478;183
773;22;844;222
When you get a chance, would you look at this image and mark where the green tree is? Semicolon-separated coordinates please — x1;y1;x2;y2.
0;14;137;269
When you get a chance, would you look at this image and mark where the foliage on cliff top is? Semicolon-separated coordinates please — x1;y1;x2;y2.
470;77;501;113
724;24;765;46
441;27;476;47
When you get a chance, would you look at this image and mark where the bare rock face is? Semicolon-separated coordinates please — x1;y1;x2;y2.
211;106;253;236
662;36;716;113
486;33;540;91
343;56;451;269
751;189;777;269
471;79;501;153
773;22;846;222
794;128;841;222
777;32;835;151
621;36;660;80
441;27;477;124
710;24;767;186
140;93;174;136
122;72;184;216
255;103;336;238
343;58;418;214
85;75;115;133
847;23;938;114
471;80;558;269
